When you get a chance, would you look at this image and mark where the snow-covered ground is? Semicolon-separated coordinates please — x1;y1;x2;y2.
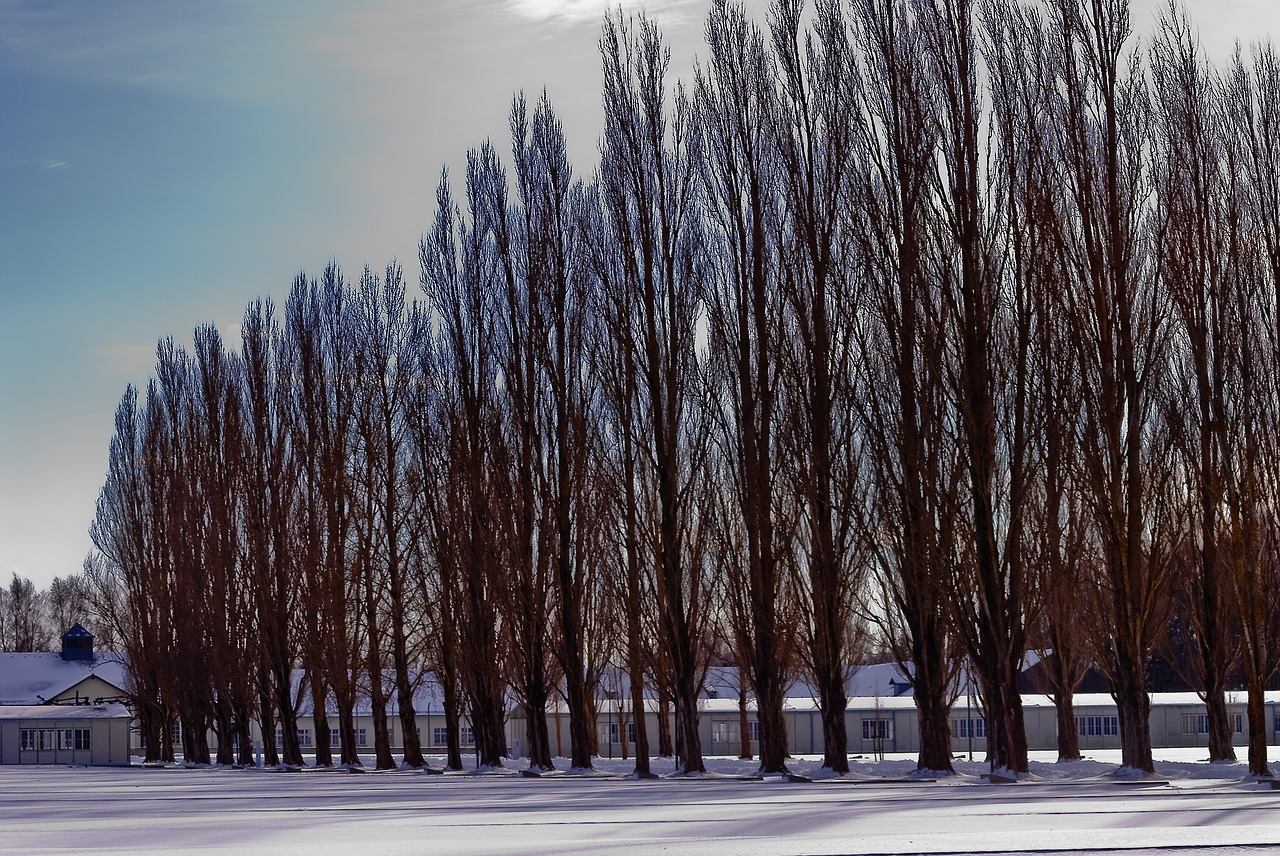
5;749;1280;855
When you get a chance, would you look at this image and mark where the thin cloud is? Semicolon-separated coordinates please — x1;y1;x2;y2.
505;0;700;28
0;1;303;107
41;159;72;170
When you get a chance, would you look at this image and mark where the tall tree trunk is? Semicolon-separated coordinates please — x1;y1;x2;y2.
310;672;333;768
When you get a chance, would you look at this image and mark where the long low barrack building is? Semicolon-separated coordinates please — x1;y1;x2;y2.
0;704;133;766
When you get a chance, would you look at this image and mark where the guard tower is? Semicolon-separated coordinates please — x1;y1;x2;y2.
60;623;95;662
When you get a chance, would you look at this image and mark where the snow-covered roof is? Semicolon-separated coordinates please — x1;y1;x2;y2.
695;691;1280;715
699;694;924;714
0;653;129;706
0;703;131;721
14;655;1273;721
847;662;915;698
609;662;920;703
1062;691;1280;709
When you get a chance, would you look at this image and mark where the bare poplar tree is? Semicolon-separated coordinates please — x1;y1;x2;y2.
599;9;713;773
767;0;870;776
849;0;956;774
351;261;426;769
906;0;1037;775
151;338;217;766
488;90;598;772
421;163;509;769
983;0;1092;765
91;386;169;761
482;113;559;773
694;0;795;775
240;300;305;768
284;273;338;769
1046;0;1169;773
584;177;659;777
404;308;468;772
1149;6;1243;763
1223;41;1280;777
189;324;249;766
314;263;365;768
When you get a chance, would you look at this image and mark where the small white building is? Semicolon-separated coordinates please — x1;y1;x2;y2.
0;704;133;766
0;625;135;766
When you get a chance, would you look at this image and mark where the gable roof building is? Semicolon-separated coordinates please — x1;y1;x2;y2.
0;626;134;766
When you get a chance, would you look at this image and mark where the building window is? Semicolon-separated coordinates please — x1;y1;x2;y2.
330;729;341;748
712;721;739;745
1076;715;1118;737
1188;714;1246;734
862;719;893;741
603;721;637;745
433;727;448;747
298;729;312;748
56;729;90;751
171;724;182;744
748;721;760;743
461;727;474;747
357;728;368;748
953;717;985;739
20;728;85;751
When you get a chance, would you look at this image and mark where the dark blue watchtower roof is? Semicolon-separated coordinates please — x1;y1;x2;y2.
60;623;95;662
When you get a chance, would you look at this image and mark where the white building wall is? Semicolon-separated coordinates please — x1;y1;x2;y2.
0;707;132;766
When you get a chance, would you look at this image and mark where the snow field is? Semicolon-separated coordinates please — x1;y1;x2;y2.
5;749;1280;855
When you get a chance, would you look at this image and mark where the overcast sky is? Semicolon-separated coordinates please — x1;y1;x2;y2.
1;0;1276;590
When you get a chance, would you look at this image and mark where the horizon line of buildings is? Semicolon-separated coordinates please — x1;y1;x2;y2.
2;626;1278;766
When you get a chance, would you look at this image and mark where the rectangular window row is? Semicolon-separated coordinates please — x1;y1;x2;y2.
1181;713;1244;735
711;721;738;744
20;728;91;751
1076;715;1119;737
280;728;368;748
706;721;761;745
952;717;985;739
604;722;638;745
862;718;893;741
431;727;474;747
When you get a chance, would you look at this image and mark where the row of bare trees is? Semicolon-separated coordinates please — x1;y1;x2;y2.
88;0;1280;778
0;573;108;653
